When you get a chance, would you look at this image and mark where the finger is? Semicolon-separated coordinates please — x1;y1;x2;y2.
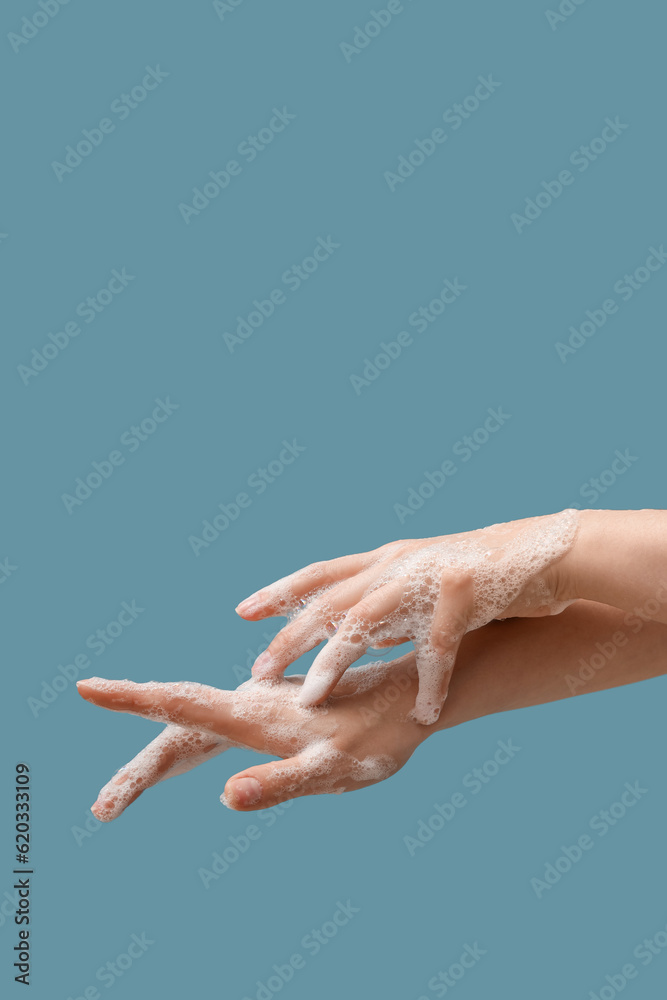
251;613;326;679
410;644;458;726
77;677;234;736
235;552;377;620
251;568;382;677
224;741;400;810
222;746;341;811
223;757;311;811
411;573;472;725
298;582;404;706
91;726;226;822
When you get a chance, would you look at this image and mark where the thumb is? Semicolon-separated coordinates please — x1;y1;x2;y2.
223;753;328;811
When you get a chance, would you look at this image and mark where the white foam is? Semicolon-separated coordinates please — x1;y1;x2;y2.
89;670;396;819
265;509;581;722
92;724;231;822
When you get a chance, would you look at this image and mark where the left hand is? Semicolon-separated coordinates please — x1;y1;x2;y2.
77;656;428;821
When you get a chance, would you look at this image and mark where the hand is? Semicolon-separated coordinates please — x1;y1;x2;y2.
76;656;428;822
77;601;667;822
236;509;580;723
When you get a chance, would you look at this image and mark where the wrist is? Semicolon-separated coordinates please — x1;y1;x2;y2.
548;508;599;604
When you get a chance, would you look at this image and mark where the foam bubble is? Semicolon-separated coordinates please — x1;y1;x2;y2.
264;509;581;721
94;507;580;815
91;672;400;817
91;722;231;821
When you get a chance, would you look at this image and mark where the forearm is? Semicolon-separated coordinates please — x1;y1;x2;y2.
428;599;667;735
557;509;667;624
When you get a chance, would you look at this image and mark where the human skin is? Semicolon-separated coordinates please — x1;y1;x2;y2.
236;508;667;722
77;600;667;819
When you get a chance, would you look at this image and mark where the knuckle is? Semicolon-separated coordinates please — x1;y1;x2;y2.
352;594;384;621
268;632;291;658
389;540;411;556
441;568;473;594
440;567;475;606
429;631;450;653
303;559;331;583
374;540;405;561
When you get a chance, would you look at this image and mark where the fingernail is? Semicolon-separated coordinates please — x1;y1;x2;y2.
236;592;263;615
298;672;332;706
252;650;275;676
229;777;262;806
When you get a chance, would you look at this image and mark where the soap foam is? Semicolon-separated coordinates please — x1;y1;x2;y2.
88;512;580;818
89;670;396;819
92;724;231;822
265;509;581;722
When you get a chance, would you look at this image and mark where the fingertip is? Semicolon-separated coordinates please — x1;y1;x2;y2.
297;672;334;707
411;691;446;726
235;592;267;618
77;677;108;702
235;607;264;621
90;802;105;821
91;796;116;823
222;775;263;810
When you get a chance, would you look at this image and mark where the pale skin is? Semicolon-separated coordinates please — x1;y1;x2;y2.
236;509;667;722
78;599;667;820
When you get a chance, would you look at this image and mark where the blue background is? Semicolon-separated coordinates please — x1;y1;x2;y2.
2;0;666;997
